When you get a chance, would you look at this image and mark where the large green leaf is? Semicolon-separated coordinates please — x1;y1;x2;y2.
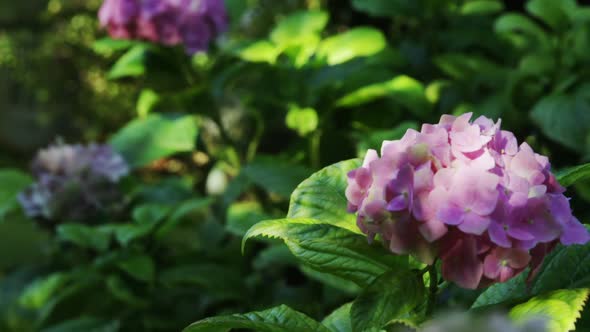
322;303;352;332
270;11;328;48
287;159;361;234
243;218;404;287
556;163;590;187
109;113;198;168
241;156;311;198
532;241;590;295
510;288;589;332
531;95;590;154
183;304;331;332
351;270;426;332
317;27;386;65
336;75;430;117
471;271;528;309
0;169;32;221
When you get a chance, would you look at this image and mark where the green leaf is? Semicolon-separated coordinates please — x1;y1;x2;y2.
318;27;386;65
322;303;352;332
226;201;271;236
287;159;362;234
241;156;311;198
336;75;430;117
532;241;590;295
270;11;328;48
56;224;111;252
243;219;408;287
471;271;529;308
526;0;576;31
351;0;413;17
461;0;504;15
108;45;149;79
136;89;160;117
156;198;212;238
109;113;198;168
160;264;244;300
117;255;155;283
510;288;589;332
105;275;147;307
556;163;590;187
494;13;548;45
183;304;331;332
41;317;120;332
286;105;319;137
235;40;279;64
92;37;135;55
351;270;426;332
0;169;32;221
531;95;590;154
19;273;69;310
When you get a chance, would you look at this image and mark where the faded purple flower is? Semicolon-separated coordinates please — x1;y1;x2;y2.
18;143;129;223
99;0;228;54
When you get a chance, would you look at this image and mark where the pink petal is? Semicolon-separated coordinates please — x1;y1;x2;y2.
419;218;448;242
458;212;490;235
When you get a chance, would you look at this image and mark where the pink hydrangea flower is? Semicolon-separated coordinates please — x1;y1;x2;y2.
347;113;590;289
99;0;228;54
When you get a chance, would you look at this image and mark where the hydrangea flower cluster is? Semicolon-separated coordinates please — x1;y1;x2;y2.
99;0;228;54
346;113;589;289
18;144;129;224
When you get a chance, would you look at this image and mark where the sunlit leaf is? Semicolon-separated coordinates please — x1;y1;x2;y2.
109;113;199;168
286;105;318;137
287;159;361;234
235;40;279;64
270;11;328;48
107;45;149;79
510;288;589;332
318;27;386;65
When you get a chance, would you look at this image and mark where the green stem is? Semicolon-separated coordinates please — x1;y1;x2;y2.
426;265;439;316
310;130;322;169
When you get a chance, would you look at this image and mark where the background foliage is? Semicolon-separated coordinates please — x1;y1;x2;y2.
2;0;590;331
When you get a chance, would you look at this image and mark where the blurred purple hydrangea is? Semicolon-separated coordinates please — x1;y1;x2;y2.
18;143;129;223
98;0;228;54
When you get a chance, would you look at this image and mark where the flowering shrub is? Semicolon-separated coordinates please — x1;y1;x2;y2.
99;0;228;54
18;143;128;223
346;113;589;289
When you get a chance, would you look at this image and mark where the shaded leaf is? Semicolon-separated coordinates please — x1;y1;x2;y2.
322;302;352;332
41;317;120;332
226;201;270;236
0;169;32;221
351;270;425;332
461;0;504;15
117;255;155;283
530;95;590;154
556;163;590;187
183;304;330;332
56;224;111;252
